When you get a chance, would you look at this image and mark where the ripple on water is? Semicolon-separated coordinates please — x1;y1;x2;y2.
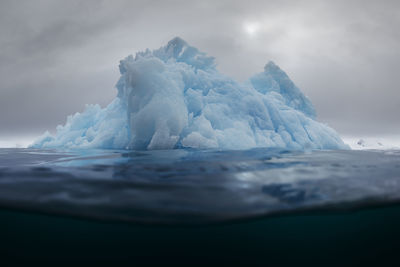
0;148;399;224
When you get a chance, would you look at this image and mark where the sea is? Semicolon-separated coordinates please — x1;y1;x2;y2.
1;148;400;266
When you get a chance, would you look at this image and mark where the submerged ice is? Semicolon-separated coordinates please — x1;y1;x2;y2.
32;37;348;150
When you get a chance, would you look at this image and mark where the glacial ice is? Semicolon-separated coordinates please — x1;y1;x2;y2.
31;37;348;150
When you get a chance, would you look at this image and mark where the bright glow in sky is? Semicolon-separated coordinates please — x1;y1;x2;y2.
244;22;260;36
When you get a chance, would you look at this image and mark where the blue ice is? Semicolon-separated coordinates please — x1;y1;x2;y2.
31;37;348;150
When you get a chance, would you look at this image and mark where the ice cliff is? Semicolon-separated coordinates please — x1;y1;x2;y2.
31;37;348;150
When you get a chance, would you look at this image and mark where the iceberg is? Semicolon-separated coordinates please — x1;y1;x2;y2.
31;37;348;150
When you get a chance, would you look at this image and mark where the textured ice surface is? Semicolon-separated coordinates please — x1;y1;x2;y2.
31;37;348;150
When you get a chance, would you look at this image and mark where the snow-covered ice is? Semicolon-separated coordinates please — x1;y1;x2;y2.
31;37;348;150
342;136;400;150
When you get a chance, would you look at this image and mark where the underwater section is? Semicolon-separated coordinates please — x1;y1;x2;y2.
31;37;347;150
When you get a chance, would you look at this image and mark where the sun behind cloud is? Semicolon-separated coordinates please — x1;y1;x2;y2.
243;22;260;36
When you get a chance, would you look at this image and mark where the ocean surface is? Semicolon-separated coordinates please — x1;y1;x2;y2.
1;148;400;224
2;148;400;265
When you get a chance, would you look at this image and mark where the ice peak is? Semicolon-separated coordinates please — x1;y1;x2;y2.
264;61;280;72
166;36;188;54
161;37;215;70
249;60;317;118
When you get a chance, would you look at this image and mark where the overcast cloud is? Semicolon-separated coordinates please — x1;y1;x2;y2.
1;0;399;144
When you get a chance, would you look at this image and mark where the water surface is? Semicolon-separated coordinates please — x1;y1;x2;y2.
0;148;399;224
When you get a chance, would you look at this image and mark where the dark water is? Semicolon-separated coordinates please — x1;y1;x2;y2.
1;148;400;224
1;148;400;265
3;205;400;266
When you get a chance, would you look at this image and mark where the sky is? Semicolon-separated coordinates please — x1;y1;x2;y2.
0;0;399;147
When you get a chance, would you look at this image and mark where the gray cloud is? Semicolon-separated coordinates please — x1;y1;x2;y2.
0;0;399;141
